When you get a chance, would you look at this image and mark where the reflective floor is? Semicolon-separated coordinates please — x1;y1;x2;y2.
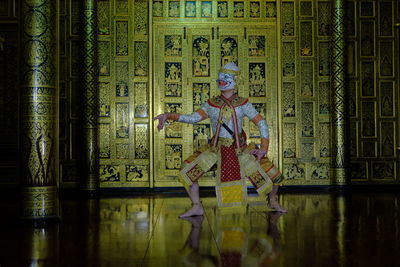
0;193;399;267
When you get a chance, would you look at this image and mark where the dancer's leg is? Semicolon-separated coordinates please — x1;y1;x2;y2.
267;185;288;213
179;181;204;218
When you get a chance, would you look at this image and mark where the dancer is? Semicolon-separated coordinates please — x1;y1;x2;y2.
154;62;287;217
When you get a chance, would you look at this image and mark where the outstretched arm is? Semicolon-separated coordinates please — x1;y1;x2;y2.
153;108;208;131
153;113;180;131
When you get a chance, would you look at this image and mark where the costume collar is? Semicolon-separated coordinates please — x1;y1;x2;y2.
208;94;248;108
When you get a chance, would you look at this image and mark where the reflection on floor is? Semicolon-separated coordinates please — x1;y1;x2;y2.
0;193;399;266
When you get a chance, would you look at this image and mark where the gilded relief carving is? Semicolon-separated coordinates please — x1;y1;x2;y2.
169;1;180;17
153;1;163;17
99;123;111;158
360;21;374;57
201;1;213;17
350;162;366;179
301;102;313;137
22;120;55;185
134;0;148;35
349;121;357;157
319;82;330;114
311;164;329;180
379;2;392;36
250;2;260;18
165;144;182;170
300;1;312;17
135;124;149;159
281;2;295;36
115;62;129;96
300;62;313;97
282;42;295;76
193;83;210;111
265;2;276;17
380;82;394;117
134;41;148;76
249;63;266;97
379;41;393;77
319;42;330;76
361;101;375;137
126;165;148;181
283;164;305;180
99;41;111;76
217;1;228;17
348;80;356;117
300;22;313;56
372;162;395;179
220;36;238;66
318;2;331;36
116;103;129;138
248;36;265;56
193;124;211;151
100;165;120;182
165;35;182;57
116;144;129;159
283;123;296;158
165;62;182;97
134;82;148;118
319;123;330;157
361;62;374;97
381;122;394;157
193;36;210;77
301;143;314;159
250;103;266;137
185;1;196;17
116;21;128;56
71;0;80;35
283;82;295;117
165;103;182;138
98;0;110;35
116;0;128;14
233;2;244;18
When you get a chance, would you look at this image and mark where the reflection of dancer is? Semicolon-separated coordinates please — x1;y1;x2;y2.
180;211;284;266
180;216;218;266
154;62;287;218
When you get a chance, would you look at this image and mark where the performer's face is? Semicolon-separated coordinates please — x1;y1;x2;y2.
217;72;236;91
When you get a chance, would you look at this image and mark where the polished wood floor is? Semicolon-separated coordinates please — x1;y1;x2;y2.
0;192;399;267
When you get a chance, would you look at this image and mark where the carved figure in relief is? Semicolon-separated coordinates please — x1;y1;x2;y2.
154;62;287;217
217;2;228;17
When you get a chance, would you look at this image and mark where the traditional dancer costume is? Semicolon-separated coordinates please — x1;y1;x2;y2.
159;63;283;208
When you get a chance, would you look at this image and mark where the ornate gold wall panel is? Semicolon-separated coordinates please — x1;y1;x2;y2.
55;0;400;188
96;0;151;188
280;0;333;185
348;0;400;184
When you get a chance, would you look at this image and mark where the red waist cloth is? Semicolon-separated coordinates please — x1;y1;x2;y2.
220;145;241;182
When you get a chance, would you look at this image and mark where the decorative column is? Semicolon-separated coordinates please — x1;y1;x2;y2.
331;0;347;185
81;0;99;191
20;0;59;221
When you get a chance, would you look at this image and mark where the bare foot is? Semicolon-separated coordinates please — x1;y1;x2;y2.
268;200;288;213
179;203;204;218
180;215;204;227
